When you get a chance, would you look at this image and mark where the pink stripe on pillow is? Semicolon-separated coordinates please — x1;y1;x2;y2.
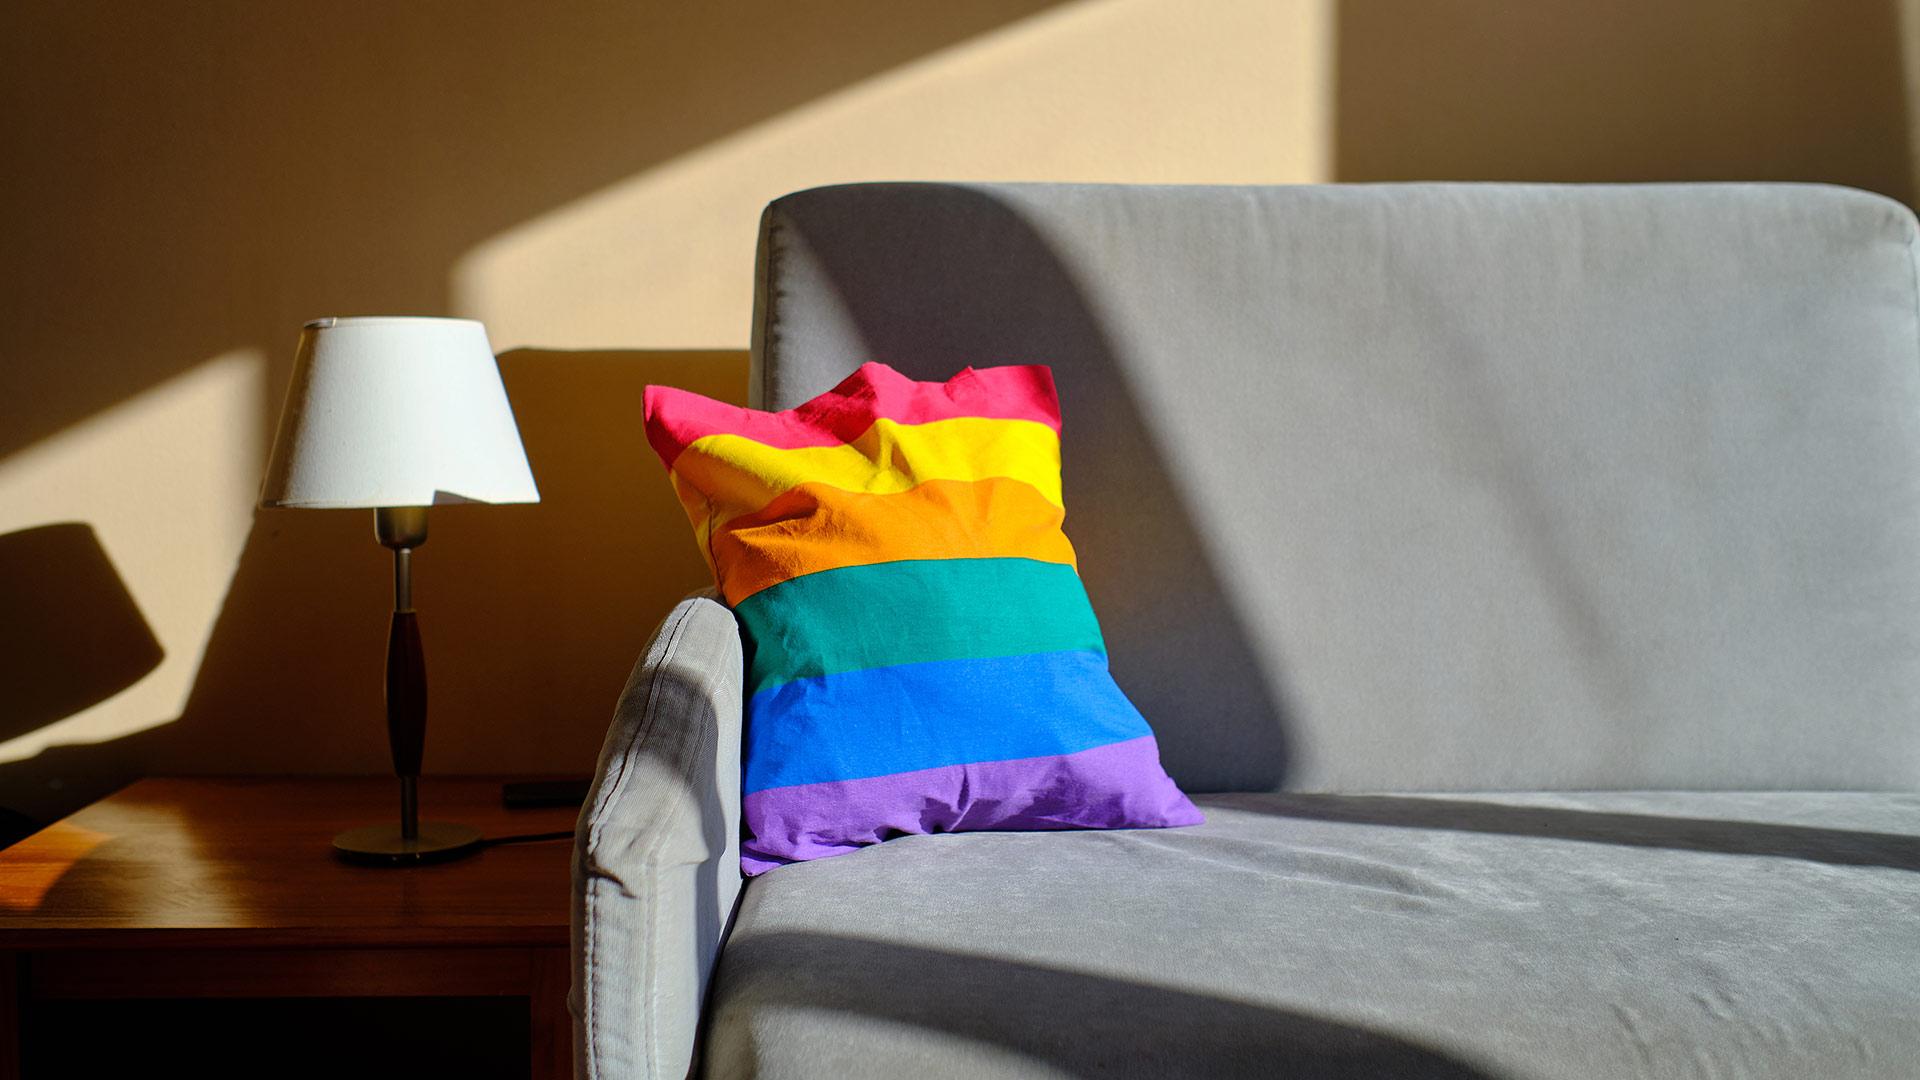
644;361;1061;469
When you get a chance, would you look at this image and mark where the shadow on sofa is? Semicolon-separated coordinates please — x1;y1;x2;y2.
760;182;1298;794
712;931;1500;1080
1214;793;1920;872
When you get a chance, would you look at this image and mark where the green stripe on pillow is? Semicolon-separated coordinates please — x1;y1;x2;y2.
734;556;1106;695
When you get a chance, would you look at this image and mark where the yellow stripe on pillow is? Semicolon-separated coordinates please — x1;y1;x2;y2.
669;415;1063;540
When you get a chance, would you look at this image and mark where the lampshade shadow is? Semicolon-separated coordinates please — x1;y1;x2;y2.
0;523;163;745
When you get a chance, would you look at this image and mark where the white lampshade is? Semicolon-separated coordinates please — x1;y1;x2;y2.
259;316;539;509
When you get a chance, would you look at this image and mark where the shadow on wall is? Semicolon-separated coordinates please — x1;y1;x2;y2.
1334;0;1915;202
0;524;162;747
0;0;1069;829
8;0;1920;829
0;524;162;844
0;0;1070;461
8;0;1909;459
0;350;746;829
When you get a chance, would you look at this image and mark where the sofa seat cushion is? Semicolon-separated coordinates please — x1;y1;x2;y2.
706;791;1920;1079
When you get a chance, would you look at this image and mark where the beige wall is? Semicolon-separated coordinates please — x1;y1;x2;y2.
0;0;1910;827
1335;1;1913;201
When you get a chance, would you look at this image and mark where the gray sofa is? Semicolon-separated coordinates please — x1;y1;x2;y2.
570;182;1920;1079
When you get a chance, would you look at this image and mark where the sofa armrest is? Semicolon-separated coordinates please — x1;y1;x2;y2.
571;590;744;1080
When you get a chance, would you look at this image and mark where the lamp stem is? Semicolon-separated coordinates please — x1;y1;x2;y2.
391;545;422;841
394;544;413;612
332;505;480;866
377;506;429;845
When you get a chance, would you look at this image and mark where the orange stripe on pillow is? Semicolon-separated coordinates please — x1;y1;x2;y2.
710;476;1076;604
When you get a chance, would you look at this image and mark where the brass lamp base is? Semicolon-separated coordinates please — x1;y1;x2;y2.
333;821;484;866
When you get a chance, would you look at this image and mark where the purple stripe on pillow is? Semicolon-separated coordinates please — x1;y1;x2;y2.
740;735;1203;875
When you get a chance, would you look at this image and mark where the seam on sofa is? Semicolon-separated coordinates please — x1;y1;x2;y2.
582;872;630;1079
583;607;676;1080
638;603;741;1080
584;599;698;1080
585;597;694;881
1905;225;1920;389
636;607;699;1080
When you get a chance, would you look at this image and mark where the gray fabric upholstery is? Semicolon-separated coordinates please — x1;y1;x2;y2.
709;791;1920;1079
573;591;744;1080
751;181;1920;794
577;183;1920;1078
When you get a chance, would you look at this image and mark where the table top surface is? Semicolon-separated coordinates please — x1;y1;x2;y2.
0;776;581;949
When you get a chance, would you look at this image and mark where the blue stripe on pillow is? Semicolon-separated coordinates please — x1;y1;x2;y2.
743;649;1153;794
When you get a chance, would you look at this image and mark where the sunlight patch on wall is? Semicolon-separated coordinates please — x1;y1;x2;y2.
0;351;263;764
455;0;1333;350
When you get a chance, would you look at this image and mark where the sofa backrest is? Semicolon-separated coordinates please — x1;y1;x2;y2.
749;182;1920;794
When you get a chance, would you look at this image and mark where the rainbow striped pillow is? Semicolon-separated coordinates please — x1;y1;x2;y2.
644;362;1202;874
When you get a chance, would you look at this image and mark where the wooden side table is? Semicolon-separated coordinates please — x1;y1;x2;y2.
0;776;580;1080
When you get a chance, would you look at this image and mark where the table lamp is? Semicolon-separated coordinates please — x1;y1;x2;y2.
259;316;539;865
